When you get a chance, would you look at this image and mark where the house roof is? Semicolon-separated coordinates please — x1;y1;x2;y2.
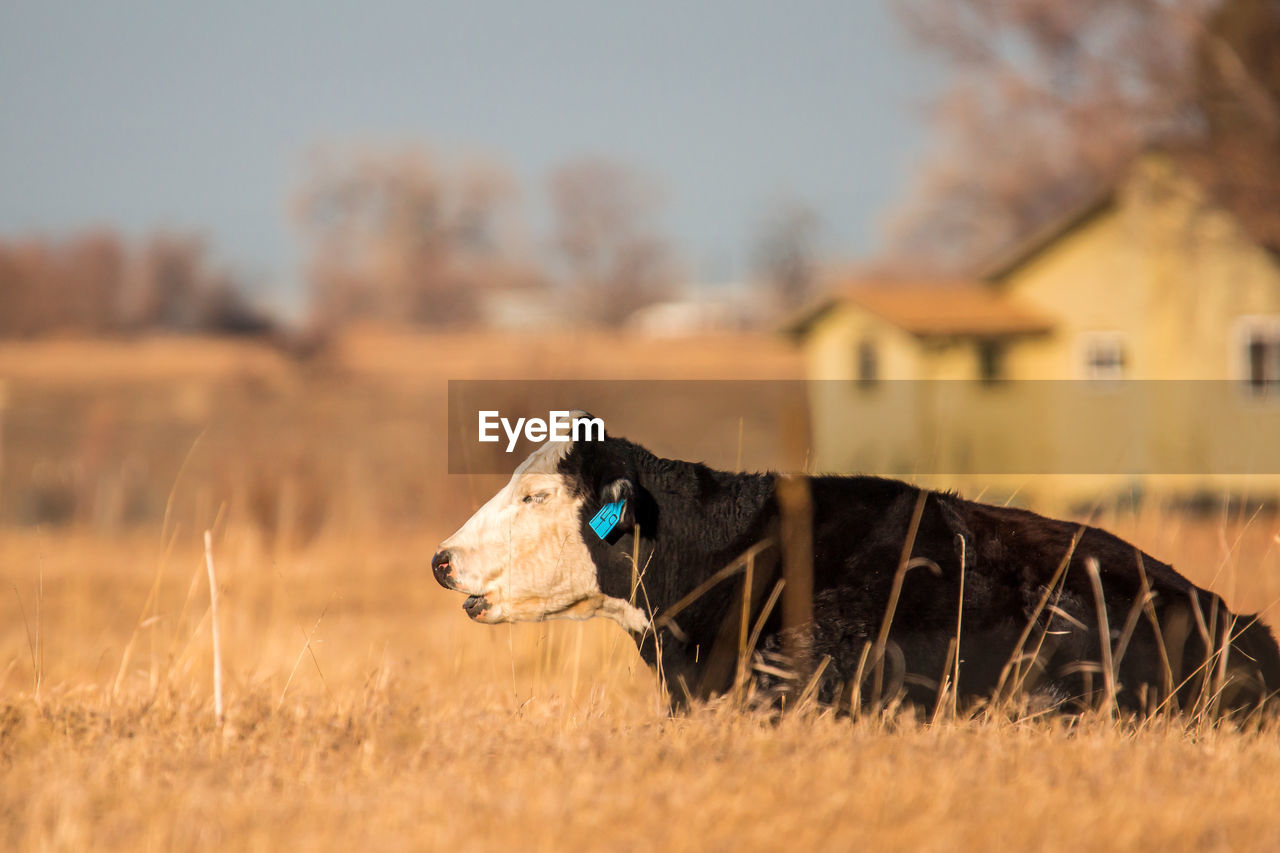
784;278;1054;339
788;148;1280;342
978;146;1280;283
977;187;1116;282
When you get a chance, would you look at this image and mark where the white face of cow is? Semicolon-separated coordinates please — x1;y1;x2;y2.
432;437;649;634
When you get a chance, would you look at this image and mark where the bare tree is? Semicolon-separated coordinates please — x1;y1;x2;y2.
752;200;821;311
548;157;677;327
125;233;211;330
885;0;1280;270
294;146;528;329
1187;0;1280;248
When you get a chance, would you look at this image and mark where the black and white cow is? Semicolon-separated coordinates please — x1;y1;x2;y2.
433;414;1280;715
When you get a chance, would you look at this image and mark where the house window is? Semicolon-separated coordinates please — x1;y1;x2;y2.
1240;317;1280;393
978;340;1005;384
856;339;878;384
1080;332;1127;380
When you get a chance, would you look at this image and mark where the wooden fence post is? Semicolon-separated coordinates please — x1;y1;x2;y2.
776;474;814;703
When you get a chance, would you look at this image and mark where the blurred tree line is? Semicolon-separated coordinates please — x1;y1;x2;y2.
887;0;1280;270
0;148;694;337
293;147;827;330
293;148;685;330
0;230;271;338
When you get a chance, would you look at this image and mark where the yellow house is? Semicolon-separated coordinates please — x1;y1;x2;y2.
788;151;1280;510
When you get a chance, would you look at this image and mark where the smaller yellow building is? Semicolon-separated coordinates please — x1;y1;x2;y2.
788;151;1280;510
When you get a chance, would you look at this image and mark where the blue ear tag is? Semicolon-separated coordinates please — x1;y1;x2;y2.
589;500;626;539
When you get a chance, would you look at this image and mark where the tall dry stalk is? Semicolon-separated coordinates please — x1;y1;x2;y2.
869;492;930;709
950;533;966;718
0;380;7;522
1084;557;1118;715
204;530;224;726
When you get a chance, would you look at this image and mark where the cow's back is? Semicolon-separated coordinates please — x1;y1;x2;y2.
795;478;1280;713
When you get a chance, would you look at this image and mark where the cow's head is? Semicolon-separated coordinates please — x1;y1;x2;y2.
432;412;649;633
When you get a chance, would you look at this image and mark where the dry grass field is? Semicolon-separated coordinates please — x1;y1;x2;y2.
4;330;1280;851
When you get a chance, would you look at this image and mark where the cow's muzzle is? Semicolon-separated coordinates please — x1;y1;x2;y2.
431;550;457;589
463;594;491;619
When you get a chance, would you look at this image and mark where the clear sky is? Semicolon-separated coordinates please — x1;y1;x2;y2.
0;0;938;310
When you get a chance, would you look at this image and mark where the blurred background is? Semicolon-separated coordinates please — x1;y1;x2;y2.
5;6;1280;846
0;1;937;336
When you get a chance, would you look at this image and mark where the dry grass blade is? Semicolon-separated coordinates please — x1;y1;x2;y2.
112;424;208;701
992;526;1084;709
112;526;182;701
1135;552;1176;706
1045;604;1088;632
1190;613;1241;727
1187;590;1216;716
1112;589;1156;673
793;655;833;712
10;584;38;694
849;641;874;718
653;538;775;631
744;579;786;664
734;550;755;696
1084;557;1118;715
278;606;331;711
931;637;958;725
628;524;643;606
951;532;966;720
870;492;929;708
1141;609;1276;724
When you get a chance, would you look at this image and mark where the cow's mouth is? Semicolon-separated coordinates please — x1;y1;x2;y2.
463;594;491;619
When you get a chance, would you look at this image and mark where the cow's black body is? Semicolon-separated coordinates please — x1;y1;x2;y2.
561;434;1280;715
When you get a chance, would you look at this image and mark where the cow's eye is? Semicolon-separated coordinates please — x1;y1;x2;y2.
522;492;549;505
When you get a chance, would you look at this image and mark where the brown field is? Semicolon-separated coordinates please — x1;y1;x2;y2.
4;331;1280;851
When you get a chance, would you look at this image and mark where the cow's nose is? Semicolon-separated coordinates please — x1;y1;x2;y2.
432;550;457;589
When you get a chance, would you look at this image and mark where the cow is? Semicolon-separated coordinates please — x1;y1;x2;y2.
432;413;1280;716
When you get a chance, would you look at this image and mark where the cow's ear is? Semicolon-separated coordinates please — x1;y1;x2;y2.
601;477;633;504
600;478;636;531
